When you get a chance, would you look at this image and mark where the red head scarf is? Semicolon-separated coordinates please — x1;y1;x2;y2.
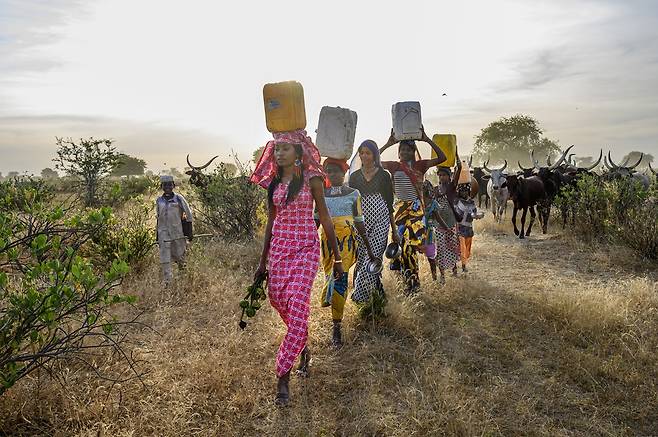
322;157;350;188
250;129;326;189
322;157;350;173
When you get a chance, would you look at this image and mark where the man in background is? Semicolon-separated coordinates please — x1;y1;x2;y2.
156;175;193;285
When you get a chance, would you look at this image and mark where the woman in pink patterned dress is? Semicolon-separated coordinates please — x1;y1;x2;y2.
251;129;342;406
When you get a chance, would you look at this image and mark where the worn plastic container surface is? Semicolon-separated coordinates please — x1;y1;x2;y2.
432;134;457;167
316;106;357;159
392;101;422;141
263;81;306;133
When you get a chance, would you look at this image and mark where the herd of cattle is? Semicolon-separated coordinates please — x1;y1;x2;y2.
184;147;657;240
470;146;658;239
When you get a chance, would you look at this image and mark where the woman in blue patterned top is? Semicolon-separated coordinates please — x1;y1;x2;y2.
316;158;376;348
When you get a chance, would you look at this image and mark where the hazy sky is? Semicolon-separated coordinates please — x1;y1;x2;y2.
1;0;657;174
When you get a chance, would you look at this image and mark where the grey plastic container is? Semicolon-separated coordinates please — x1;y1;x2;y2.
315;106;358;160
392;101;422;141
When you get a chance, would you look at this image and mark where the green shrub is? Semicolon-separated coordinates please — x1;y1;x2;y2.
555;175;612;242
0;176;54;211
104;176;160;206
90;198;155;270
0;188;138;394
612;184;658;260
555;175;658;259
191;158;265;240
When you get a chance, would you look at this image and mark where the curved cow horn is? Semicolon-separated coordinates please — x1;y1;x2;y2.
483;158;492;173
549;145;574;170
583;149;603;171
500;160;508;172
531;149;540;169
627;153;644;170
607;151;620;169
187;154;219;170
604;154;614;170
568;153;576;166
518;160;533;171
468;155;473;167
649;162;657;175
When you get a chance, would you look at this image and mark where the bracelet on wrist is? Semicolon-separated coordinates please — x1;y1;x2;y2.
334;259;343;264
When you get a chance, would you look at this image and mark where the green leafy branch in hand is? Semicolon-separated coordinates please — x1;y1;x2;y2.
238;272;268;330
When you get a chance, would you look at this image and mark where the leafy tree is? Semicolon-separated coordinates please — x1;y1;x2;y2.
112;154;147;177
472;115;561;165
253;146;265;164
40;168;59;179
53;137;121;206
620;151;654;170
0;177;140;394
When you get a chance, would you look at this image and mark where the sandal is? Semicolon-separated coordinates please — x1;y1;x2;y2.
296;346;311;377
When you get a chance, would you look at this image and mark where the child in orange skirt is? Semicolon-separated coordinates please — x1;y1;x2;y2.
455;183;484;272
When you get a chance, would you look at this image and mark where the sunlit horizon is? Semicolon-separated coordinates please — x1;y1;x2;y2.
2;0;658;175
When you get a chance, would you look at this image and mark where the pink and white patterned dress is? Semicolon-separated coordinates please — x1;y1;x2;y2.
268;171;321;377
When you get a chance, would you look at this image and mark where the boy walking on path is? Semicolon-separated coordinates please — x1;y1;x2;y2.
156;175;193;284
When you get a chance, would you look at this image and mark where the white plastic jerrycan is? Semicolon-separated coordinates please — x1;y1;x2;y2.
315;106;358;160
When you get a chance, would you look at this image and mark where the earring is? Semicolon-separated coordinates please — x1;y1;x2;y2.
294;159;302;177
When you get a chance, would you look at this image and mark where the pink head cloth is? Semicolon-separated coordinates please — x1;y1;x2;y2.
250;129;326;189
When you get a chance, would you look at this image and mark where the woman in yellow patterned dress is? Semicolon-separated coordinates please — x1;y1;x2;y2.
317;158;376;348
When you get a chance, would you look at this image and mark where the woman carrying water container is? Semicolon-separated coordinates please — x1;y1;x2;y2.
251;129;343;406
434;156;463;284
318;157;377;348
379;127;446;293
348;140;399;312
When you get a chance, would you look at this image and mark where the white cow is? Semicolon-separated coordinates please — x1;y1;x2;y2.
482;160;509;223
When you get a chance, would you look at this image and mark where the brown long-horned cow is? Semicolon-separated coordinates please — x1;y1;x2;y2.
530;145;574;233
186;155;219;188
469;155;490;208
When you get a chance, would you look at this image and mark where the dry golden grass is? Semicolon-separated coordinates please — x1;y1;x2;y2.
1;212;657;436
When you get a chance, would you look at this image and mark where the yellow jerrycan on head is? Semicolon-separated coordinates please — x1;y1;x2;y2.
431;134;457;167
263;81;306;133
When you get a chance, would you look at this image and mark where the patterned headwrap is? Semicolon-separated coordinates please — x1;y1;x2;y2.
250;129;326;189
323;157;350;188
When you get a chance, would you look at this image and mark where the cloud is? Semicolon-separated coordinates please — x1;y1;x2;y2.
1;0;657;170
0;115;237;174
0;0;86;65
